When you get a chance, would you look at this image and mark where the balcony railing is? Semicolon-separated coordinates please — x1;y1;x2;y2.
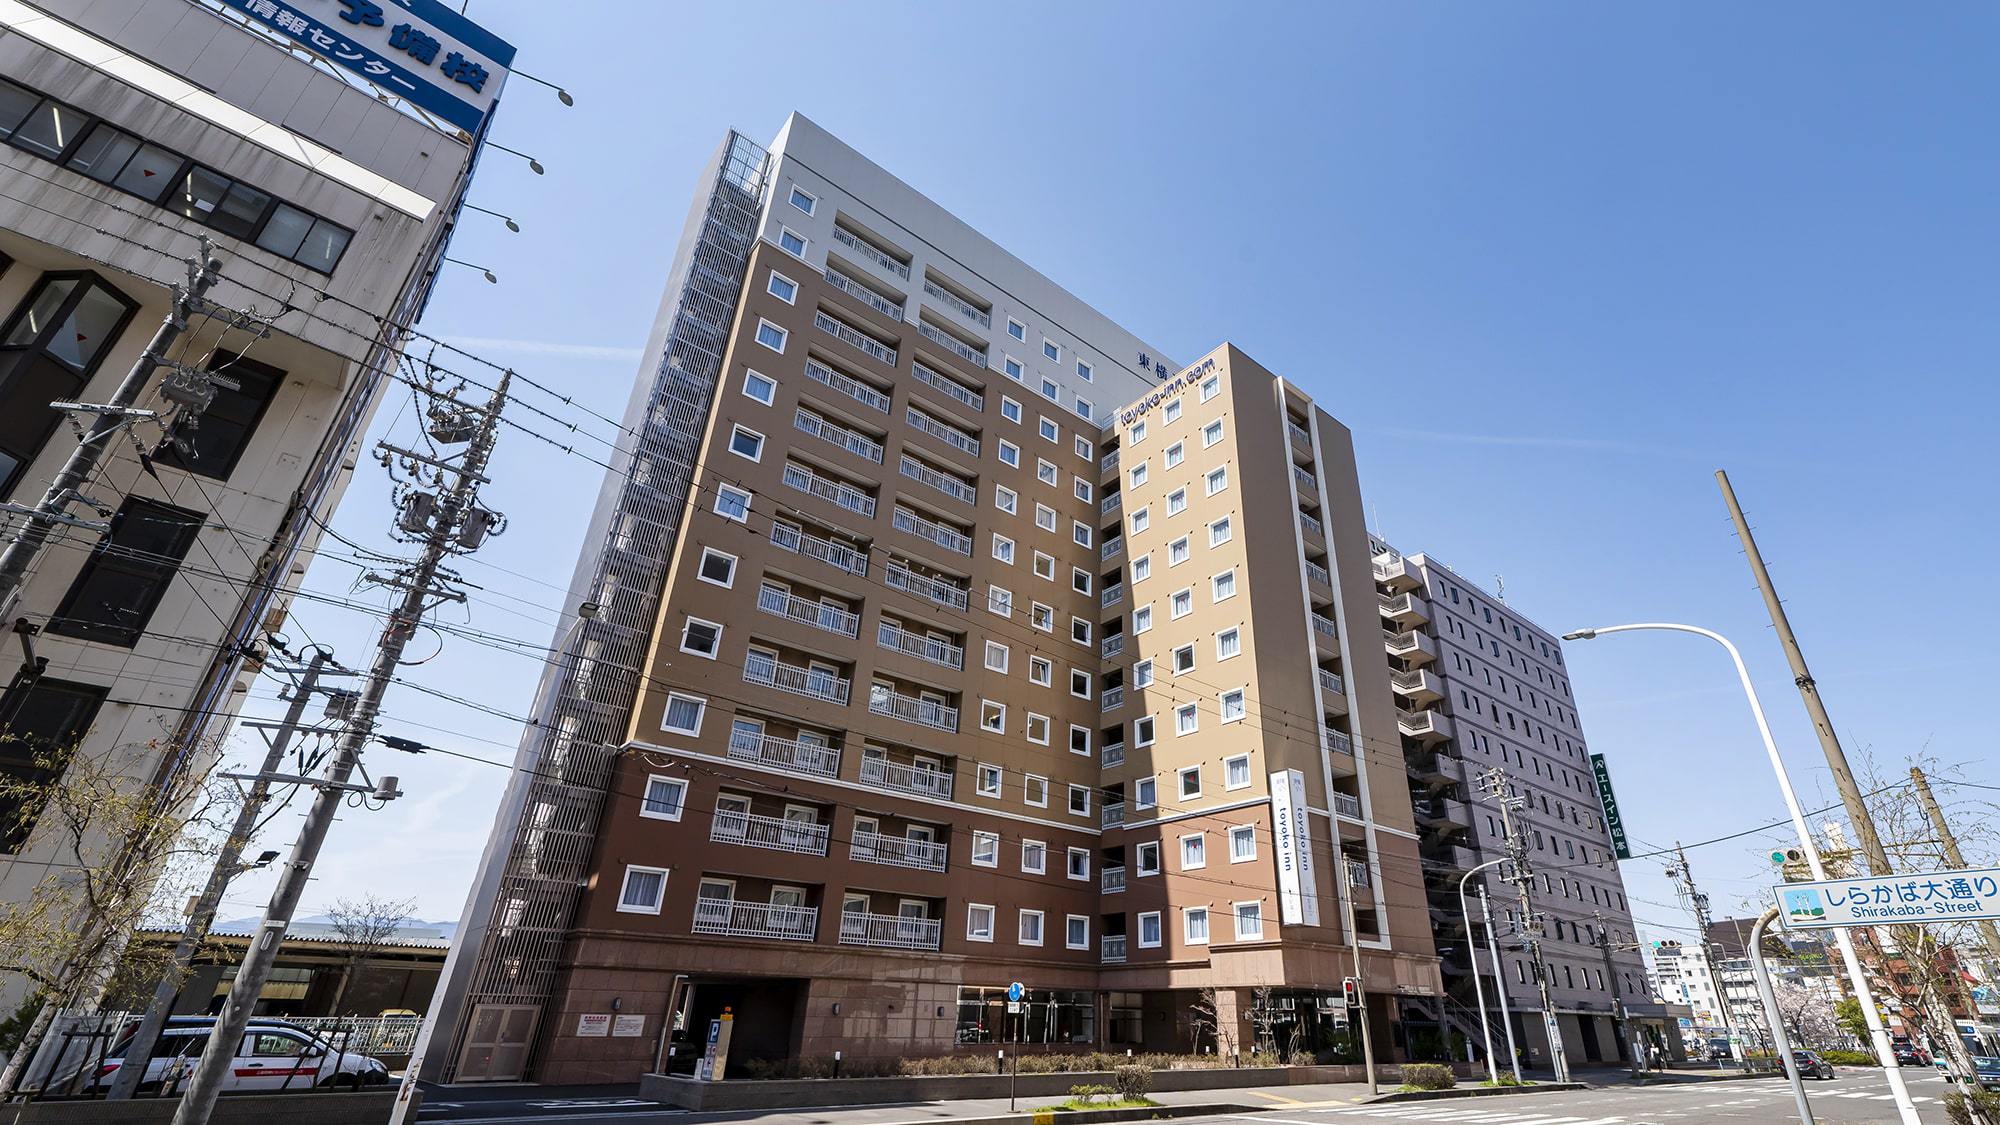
1101;742;1125;768
1100;583;1124;608
1101;864;1126;892
783;462;876;517
727;729;840;779
870;688;959;732
851;830;948;873
1299;510;1323;539
814;310;898;367
917;320;987;367
1100;492;1121;516
1101;536;1123;560
1102;934;1126;962
923;277;992;329
1102;802;1125;829
878;621;964;669
859;756;954;800
803;357;890;414
757;586;861;638
1100;634;1124;657
1324;728;1353;756
906;404;981;457
1383;629;1429;656
822;264;904;320
1311;613;1338;638
910;361;984;413
1293;465;1317;495
839;909;942;950
771;522;868;577
893;507;972;556
692;898;818;942
743;653;850;704
711;809;830;856
795;407;884;463
884;563;970;610
1391;669;1435;692
1318;669;1345;696
1380;592;1425;617
1304;559;1332;587
1288;420;1312;447
1100;450;1120;475
1101;685;1125;711
899;455;977;505
1332;792;1361;819
832;224;910;279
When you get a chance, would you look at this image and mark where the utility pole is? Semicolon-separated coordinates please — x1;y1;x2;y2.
1484;767;1568;1082
171;372;509;1125
1338;853;1378;1095
1666;842;1746;1069
0;245;226;617
1478;884;1522;1081
108;646;344;1100
1594;911;1643;1079
1910;766;2000;975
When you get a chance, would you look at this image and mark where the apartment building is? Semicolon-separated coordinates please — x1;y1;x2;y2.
1368;543;1652;1066
0;0;509;1008
431;114;1440;1085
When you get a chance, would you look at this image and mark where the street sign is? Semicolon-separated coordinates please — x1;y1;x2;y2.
1007;982;1025;1003
1776;867;2000;929
1590;753;1631;860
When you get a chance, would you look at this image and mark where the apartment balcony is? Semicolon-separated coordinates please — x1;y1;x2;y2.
727;729;840;779
1101;742;1125;768
1430;844;1481;872
1102;802;1125;829
1298;510;1324;542
783;462;876;518
1293;466;1320;503
1413;796;1471;828
839;909;942;951
917;319;987;368
770;522;869;578
1287;419;1312;450
1100;492;1122;517
850;829;948;873
1346;860;1372;890
814;310;898;368
1102;934;1127;963
1378;592;1431;627
1409;751;1463;785
892;507;972;556
922;277;992;330
899;455;976;505
832;224;910;280
1100;582;1124;608
804;357;890;414
869;687;959;732
1101;535;1123;561
909;360;985;415
1332;792;1362;819
757;586;860;638
1311;613;1339;644
1101;865;1126;893
711;810;831;856
1304;559;1332;589
1101;685;1124;712
794;407;884;464
877;621;964;670
1100;633;1124;658
744;653;851;704
1372;553;1421;592
884;563;969;611
1323;727;1353;757
1382;628;1437;665
859;756;953;800
1099;450;1120;478
906;402;981;455
1390;668;1446;706
1398;708;1454;742
692;898;818;942
822;264;904;320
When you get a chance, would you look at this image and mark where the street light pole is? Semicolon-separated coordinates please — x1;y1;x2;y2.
1478;886;1522;1082
1563;622;1919;1124
1748;906;1818;1125
1458;857;1510;1083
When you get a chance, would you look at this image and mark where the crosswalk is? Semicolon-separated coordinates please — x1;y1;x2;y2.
1224;1078;1941;1125
1240;1111;1636;1123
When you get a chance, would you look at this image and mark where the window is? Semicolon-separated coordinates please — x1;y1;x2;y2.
1169;537;1190;566
1067;846;1090;879
1132;606;1153;634
151;351;284;481
1129;507;1151;535
1004;355;1025;381
742;369;777;405
999;440;1020;467
1134;716;1156;746
1075;397;1093;421
47;497;203;646
1136;842;1161;876
1038;417;1059;443
1026;713;1050;745
1170;588;1193;618
1075;359;1093;382
766;271;798;304
1024;775;1048;807
1071;567;1092;594
1164;441;1184;469
1130;420;1147;445
1229;825;1256;862
991;533;1015;564
1208;516;1233;546
1037;459;1058;485
1066;914;1089;949
1132;660;1154;688
1073;521;1092;547
1200;373;1220;401
1185;906;1210;944
1000;395;1023;423
1031;603;1055;631
727;424;765;461
1138;911;1162;948
1029;656;1052;686
1131;555;1152;582
971;830;1000;866
617;866;667;914
984;641;1009;673
1019;909;1045;946
1164;399;1182;425
981;700;1006;732
1202;420;1224;447
1067;785;1091;817
1035;503;1058;532
1135;777;1157;809
1022;839;1047;873
662;692;705;735
1043;339;1061;362
713;483;752;523
1007;318;1026;341
696;548;737;587
755;319;787;352
1129;462;1149;487
1206;466;1228;495
1179;766;1203;800
1;272;139;493
641;776;687;821
1217;627;1241;660
1166;489;1186;517
1172;644;1195;674
967;903;995;941
973;764;1003;800
1073;477;1092;502
680;617;721;658
1225;755;1251;789
0;677;106;852
788;185;817;214
1175;703;1198;735
1234;901;1264;940
1073;618;1092;647
994;485;1017;514
1069;725;1091;755
1040;376;1059;401
1181;833;1207;870
777;226;807;256
988;585;1014;617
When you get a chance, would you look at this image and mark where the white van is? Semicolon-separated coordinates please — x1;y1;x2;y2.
95;1018;390;1092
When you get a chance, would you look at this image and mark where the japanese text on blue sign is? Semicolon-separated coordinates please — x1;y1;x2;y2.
1778;868;2000;929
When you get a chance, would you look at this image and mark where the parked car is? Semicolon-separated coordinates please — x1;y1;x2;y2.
91;1016;390;1093
1790;1050;1835;1080
1971;1056;2000;1090
1894;1043;1930;1066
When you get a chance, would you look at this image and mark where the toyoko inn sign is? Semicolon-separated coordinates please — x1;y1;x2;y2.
1119;356;1217;428
1269;769;1321;926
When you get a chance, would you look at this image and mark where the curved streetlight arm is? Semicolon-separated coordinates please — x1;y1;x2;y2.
1458;857;1509;1083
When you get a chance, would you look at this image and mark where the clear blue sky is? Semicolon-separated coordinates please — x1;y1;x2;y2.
215;1;2000;954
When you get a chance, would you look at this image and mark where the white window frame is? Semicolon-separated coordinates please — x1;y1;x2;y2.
640;775;688;822
1164;399;1183;425
984;641;1009;673
1217;627;1242;661
777;225;808;258
988;584;1014;618
1043;338;1061;362
1169;536;1190;566
1067;846;1090;880
765;270;798;305
1073;521;1093;548
1208;516;1233;547
981;700;1006;733
1165;440;1185;469
1019;908;1045;946
1132;606;1153;634
1184;905;1210;944
1180;832;1207;870
1138;910;1163;949
967;902;995;942
999;439;1021;467
1170;588;1193;619
1132;660;1154;688
1068;785;1091;818
1069;668;1092;699
1166;488;1187;516
788;184;817;214
1130;420;1147;445
1007;317;1027;342
1031;602;1055;632
696;547;738;588
1229;824;1257;863
755;318;788;354
976;763;1004;799
994;484;1018;514
1200;373;1221;401
991;533;1015;564
1066;914;1089;949
1024;775;1048;808
1029;656;1053;686
1069;724;1091;756
1035;503;1058;532
1134;715;1156;746
1129;462;1149;487
1135;777;1157;810
1038;417;1059;443
1234;901;1264;940
1037;458;1059;485
1071;567;1092;594
1074;435;1093;461
727;423;765;462
1026;712;1051;745
662;691;705;736
1202;419;1224;447
1129;507;1151;535
1074;397;1093;422
1224;754;1252;790
1212;568;1237;602
971;829;1000;866
1073;476;1092;502
1131;554;1152;583
616;865;668;915
1178;764;1202;799
1136;841;1161;877
1206;466;1229;496
1021;838;1047;874
713;483;752;524
680;616;722;659
742;369;777;405
1220;688;1246;724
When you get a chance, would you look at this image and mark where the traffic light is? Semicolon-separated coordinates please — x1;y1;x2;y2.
1341;977;1360;1008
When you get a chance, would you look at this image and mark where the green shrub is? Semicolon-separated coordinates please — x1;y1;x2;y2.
1398;1063;1456;1091
1114;1063;1153;1099
1481;1073;1527;1087
1946;1086;2000;1125
1818;1049;1876;1066
1068;1083;1114;1104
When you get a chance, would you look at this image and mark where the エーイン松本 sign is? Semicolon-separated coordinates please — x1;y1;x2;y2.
1777;868;2000;929
1590;753;1631;860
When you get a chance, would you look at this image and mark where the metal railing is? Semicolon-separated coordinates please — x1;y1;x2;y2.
1380;592;1426;617
878;621;964;669
1100;450;1119;475
1100;492;1121;516
1311;613;1338;638
814;310;898;367
1101;742;1125;767
1333;792;1361;819
804;356;890;413
899;455;977;504
1293;465;1317;495
783;462;877;517
744;652;850;704
757;585;860;637
727;729;841;778
1102;802;1125;829
1400;710;1446;736
917;319;987;367
1101;934;1126;962
1101;864;1126;892
832;224;910;279
850;830;949;872
711;809;831;855
1101;536;1123;560
771;522;868;577
893;507;972;555
870;687;959;731
910;361;984;412
840;909;943;950
1391;669;1434;692
1100;633;1124;657
795;407;884;463
1324;728;1353;756
906;404;981;457
859;756;954;799
823;264;904;319
1372;556;1410;582
1304;559;1332;586
1101;583;1123;607
1383;629;1430;656
1318;669;1345;695
1101;685;1124;711
922;277;991;329
1299;510;1323;539
1288;420;1312;447
884;563;970;610
692;898;819;942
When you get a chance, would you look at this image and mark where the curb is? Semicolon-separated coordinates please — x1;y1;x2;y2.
901;1103;1264;1125
1364;1081;1586;1104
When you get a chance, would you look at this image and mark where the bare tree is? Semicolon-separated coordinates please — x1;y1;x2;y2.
1189;986;1236;1058
1249;985;1280;1057
323;894;416;1017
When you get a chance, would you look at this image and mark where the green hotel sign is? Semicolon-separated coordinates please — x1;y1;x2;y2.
1591;753;1631;860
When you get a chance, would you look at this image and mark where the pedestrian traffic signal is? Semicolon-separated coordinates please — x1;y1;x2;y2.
1341;977;1360;1008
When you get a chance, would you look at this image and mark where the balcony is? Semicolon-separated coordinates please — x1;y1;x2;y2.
1100;634;1124;658
1304;559;1332;588
892;507;973;556
923;277;991;330
1100;450;1120;477
909;365;984;416
1414;796;1470;827
1409;751;1463;784
712;810;830;856
1293;466;1319;501
1373;553;1421;592
1378;592;1431;627
832;224;909;280
693;898;818;942
783;462;876;518
870;687;959;732
1311;613;1339;641
1323;727;1353;757
1102;802;1125;829
884;563;970;610
1100;583;1124;608
795;407;884;464
840;909;942;951
804;357;891;414
744;653;851;704
757;586;860;638
917;320;987;368
1101;536;1123;561
1102;934;1126;963
1332;792;1362;819
1432;844;1480;872
1382;628;1438;665
823;264;904;320
1287;420;1312;449
1398;709;1454;742
1101;865;1126;893
727;729;840;779
769;522;869;578
1101;742;1125;768
851;830;948;873
858;760;953;807
814;310;898;367
1100;492;1121;517
1391;668;1445;705
1298;510;1323;541
1317;669;1345;696
899;455;976;505
1101;685;1125;712
878;621;964;669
